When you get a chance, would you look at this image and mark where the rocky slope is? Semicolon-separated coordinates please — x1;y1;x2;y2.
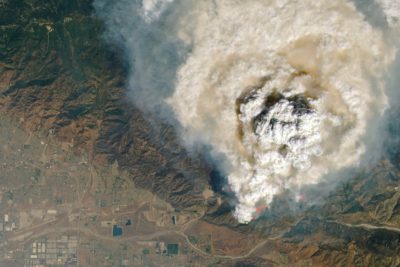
0;0;209;211
1;0;400;266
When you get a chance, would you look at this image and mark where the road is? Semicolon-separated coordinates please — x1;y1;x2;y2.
328;220;400;233
13;213;400;262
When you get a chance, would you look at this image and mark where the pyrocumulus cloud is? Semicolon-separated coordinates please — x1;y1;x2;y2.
95;0;399;223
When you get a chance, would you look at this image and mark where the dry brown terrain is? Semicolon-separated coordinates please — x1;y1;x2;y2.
1;1;400;266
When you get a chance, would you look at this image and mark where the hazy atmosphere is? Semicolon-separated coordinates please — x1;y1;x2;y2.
95;0;400;223
2;0;400;266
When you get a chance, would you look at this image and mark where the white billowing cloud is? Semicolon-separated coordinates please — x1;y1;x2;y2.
377;0;400;28
167;0;396;223
95;0;398;224
141;0;175;22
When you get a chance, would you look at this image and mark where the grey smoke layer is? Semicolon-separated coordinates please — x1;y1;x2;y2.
94;0;400;223
93;0;187;116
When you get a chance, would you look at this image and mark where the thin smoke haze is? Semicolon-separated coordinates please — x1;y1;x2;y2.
94;0;400;223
